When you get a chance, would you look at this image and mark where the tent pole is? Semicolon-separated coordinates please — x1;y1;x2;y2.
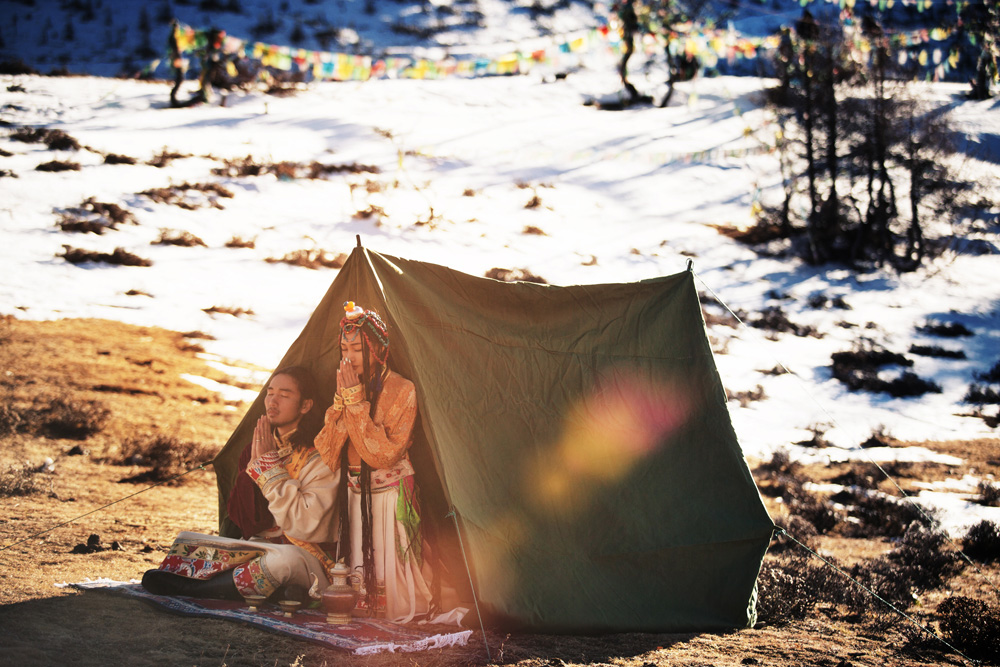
356;234;362;248
448;508;491;662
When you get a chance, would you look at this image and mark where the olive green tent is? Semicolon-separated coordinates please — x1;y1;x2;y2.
213;243;774;633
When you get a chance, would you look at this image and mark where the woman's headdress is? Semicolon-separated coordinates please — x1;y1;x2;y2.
340;301;389;365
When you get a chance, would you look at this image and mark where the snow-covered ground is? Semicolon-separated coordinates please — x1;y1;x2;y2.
2;57;999;534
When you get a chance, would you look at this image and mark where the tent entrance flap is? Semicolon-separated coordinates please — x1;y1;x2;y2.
213;245;773;632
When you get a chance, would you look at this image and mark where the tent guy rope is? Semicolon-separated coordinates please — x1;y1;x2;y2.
448;508;492;662
779;528;977;666
0;462;210;553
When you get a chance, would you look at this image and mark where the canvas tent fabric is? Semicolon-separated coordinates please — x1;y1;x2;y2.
213;245;774;633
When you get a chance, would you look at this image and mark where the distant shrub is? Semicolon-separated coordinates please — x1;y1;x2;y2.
350;180;387;195
0;463;43;497
828;463;881;490
975;480;1000;507
353;204;385;220
57;215;113;234
964;384;1000;405
794;423;831;448
224;236;255;249
761;525;962;630
0;169;16;178
0;59;39;75
485;267;547;284
104;153;137;165
712;220;787;245
832;344;911;388
937;596;1000;661
307;161;380;177
908;344;966;359
81;198;136;225
202;305;254;317
11;127;81;151
140;182;233;210
756;552;848;626
59;246;152;267
834;488;938;538
153;229;207;247
702;307;740;328
755;448;797;477
265;249;347;270
883;372;942;398
787;495;839;535
728;384;766;408
753;450;808;502
807;294;851;310
0;395;109;439
962;520;1000;563
750;306;821;338
213;155;266;177
117;434;213;484
770;515;818;555
36;160;80;172
0;403;24;436
858;425;895;449
36;396;110;439
56;198;136;235
917;321;974;337
831;343;941;397
975;360;1000;383
146;148;192;168
879;525;964;592
180;330;216;340
212;156;380;179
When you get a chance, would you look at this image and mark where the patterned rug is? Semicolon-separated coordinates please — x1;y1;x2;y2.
64;579;473;655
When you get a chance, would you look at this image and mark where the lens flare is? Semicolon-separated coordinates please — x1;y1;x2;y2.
529;369;694;514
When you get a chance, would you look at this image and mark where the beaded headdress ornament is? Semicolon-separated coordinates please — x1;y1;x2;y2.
340;301;389;365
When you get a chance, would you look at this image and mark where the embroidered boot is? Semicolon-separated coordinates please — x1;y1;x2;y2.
141;569;241;600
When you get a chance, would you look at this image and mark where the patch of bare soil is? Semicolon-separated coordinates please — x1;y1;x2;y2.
1;317;998;666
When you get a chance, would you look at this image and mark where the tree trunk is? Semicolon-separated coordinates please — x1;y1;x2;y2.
659;42;676;108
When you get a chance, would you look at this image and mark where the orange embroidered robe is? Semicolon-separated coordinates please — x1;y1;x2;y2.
314;370;418;472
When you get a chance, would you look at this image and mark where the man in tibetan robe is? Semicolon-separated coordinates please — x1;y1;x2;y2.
141;366;339;601
314;302;464;625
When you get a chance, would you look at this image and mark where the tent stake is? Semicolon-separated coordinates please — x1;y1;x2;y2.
448;508;491;662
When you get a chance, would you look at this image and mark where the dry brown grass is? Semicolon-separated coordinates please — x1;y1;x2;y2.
265;249;347;270
36;160;80;172
225;235;256;249
58;246;152;267
139;182;234;210
484;267;548;284
152;229;207;247
202;305;255;317
146;148;192;168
